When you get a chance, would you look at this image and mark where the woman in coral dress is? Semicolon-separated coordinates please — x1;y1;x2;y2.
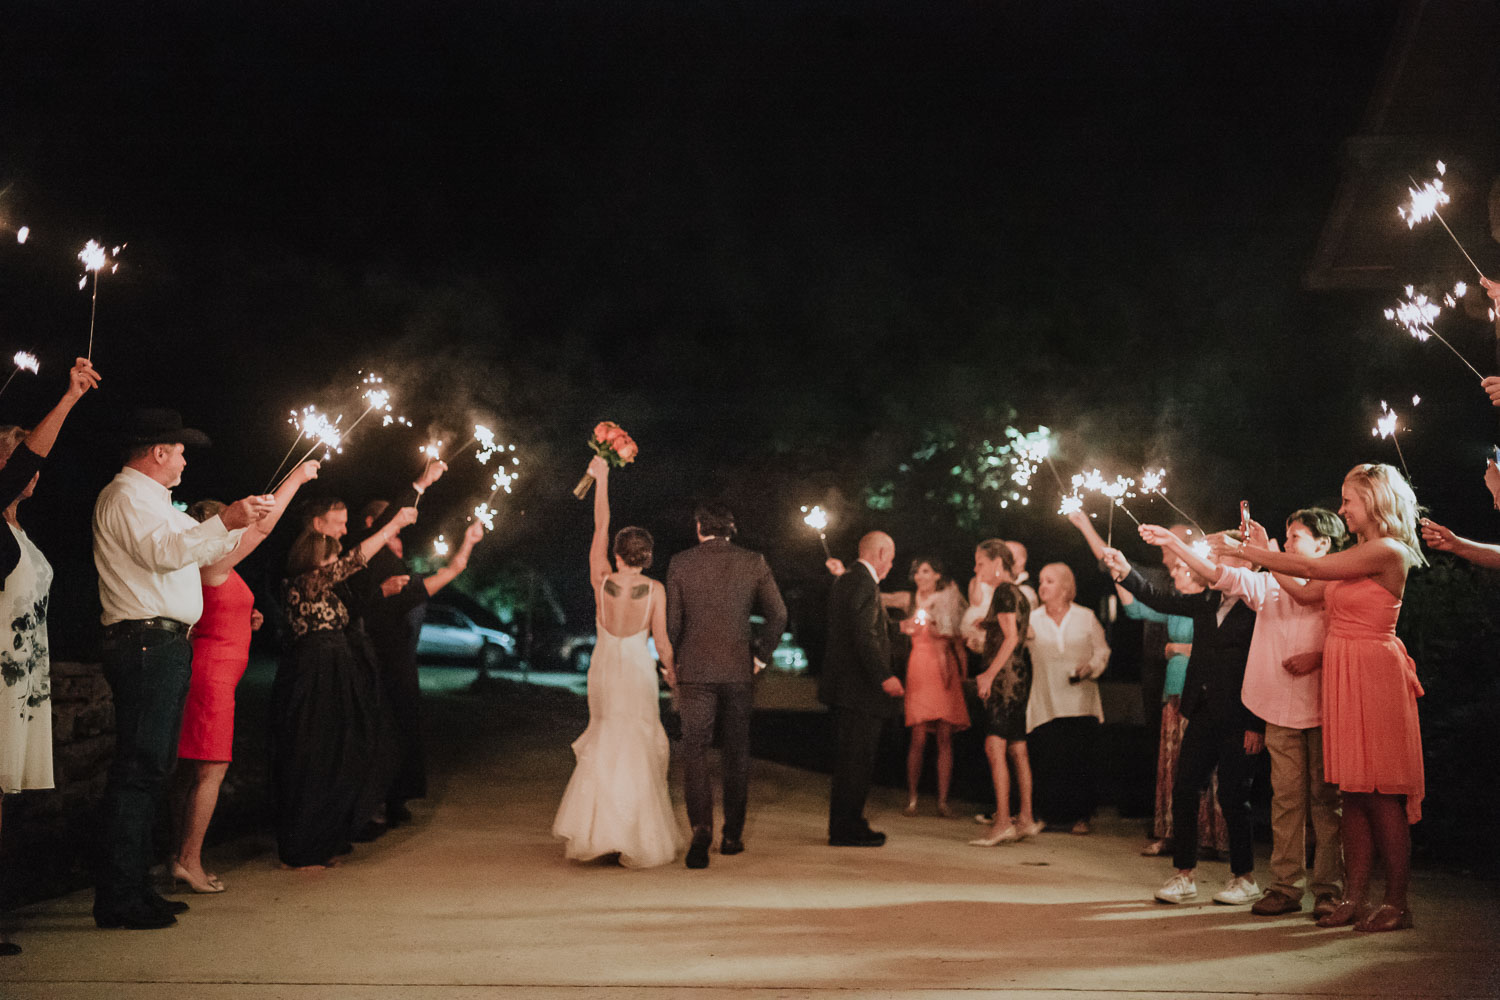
884;558;968;817
173;460;320;892
1226;463;1424;933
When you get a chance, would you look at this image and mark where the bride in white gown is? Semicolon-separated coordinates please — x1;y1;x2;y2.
552;456;683;867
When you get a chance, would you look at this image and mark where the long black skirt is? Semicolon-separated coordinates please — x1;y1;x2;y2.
270;631;385;866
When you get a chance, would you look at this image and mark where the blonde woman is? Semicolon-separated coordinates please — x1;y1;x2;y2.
1217;464;1424;933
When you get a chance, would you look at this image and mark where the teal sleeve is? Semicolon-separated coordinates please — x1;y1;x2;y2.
1120;600;1168;625
1163;654;1189;698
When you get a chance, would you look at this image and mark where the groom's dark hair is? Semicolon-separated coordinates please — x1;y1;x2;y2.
694;502;736;539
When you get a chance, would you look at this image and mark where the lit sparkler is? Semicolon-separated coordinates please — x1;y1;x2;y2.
433;535;450;557
0;351;40;398
472;502;496;532
1057;495;1084;517
77;240;123;362
1399;162;1488;280
1100;475;1141;544
1189;539;1213;562
800;505;832;559
16;227;28;245
1007;427;1067;493
1371;400;1411;480
1384;283;1483;380
265;406;343;492
1138;467;1207;537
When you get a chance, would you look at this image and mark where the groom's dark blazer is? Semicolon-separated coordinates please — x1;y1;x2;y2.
666;537;787;682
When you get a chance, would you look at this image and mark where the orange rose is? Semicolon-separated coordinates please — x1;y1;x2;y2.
593;421;621;444
614;435;639;462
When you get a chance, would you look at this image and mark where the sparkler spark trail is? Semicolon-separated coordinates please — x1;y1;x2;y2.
1384;283;1484;380
265;407;343;492
800;505;833;559
1138;467;1207;536
1057;495;1083;517
1399;163;1488;280
0;351;40;398
1371;400;1411;480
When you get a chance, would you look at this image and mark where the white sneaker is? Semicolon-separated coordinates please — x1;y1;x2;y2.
1154;872;1197;903
1212;876;1263;905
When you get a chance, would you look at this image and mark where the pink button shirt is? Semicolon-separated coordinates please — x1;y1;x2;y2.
1215;566;1327;730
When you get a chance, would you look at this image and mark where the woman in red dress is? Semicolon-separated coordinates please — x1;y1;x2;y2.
1223;463;1424;932
171;460;320;893
885;558;969;817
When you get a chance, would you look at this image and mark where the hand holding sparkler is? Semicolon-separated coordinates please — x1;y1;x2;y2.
221;494;278;531
417;457;449;492
6;357;102;460
1481;376;1500;408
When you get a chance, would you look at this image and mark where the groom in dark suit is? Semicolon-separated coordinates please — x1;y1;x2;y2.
819;531;904;846
666;503;788;869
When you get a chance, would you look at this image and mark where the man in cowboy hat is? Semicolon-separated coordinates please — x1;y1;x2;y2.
91;408;274;930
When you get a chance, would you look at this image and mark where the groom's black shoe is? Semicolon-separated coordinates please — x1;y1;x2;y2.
828;828;886;847
719;837;745;856
686;834;712;869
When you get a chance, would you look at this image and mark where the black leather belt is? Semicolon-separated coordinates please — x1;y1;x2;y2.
104;617;191;639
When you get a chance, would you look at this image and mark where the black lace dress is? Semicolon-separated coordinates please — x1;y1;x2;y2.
979;582;1033;741
271;548;385;866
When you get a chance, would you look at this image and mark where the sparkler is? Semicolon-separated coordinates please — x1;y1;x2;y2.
1399;162;1488;281
265;406;343;493
1138;467;1207;537
77;240;122;362
16;227;28;244
1371;400;1411;480
1008;427;1067;493
0;351;40;399
472;502;496;532
1099;475;1141;545
1384;283;1484;380
800;505;832;559
433;535;450;557
470;461;522;533
1057;495;1084;517
447;423;501;464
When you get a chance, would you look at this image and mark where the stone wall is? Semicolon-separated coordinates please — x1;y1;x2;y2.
3;661;114;905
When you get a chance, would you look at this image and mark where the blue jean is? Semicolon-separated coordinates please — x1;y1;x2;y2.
95;628;193;910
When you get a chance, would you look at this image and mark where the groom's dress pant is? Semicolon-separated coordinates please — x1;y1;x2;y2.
678;681;754;840
828;706;884;838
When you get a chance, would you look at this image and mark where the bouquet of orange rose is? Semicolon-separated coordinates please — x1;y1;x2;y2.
573;421;639;498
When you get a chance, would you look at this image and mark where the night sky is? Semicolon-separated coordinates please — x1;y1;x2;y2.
4;1;1497;652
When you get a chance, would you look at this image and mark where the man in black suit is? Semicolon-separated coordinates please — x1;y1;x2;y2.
666;503;788;869
819;531;904;847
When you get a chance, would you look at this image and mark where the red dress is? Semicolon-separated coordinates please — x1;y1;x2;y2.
903;591;970;729
1322;577;1424;823
178;571;255;761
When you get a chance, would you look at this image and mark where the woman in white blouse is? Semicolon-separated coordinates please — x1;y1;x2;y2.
1025;563;1110;834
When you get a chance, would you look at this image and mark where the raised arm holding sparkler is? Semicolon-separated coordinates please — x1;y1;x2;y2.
7;358;100;462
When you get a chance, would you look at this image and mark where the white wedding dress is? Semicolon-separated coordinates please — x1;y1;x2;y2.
552;583;682;867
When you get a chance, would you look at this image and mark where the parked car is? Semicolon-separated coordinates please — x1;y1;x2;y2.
417;599;516;671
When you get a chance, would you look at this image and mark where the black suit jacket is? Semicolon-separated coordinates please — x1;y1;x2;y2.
1119;567;1263;734
818;565;900;719
665;538;787;684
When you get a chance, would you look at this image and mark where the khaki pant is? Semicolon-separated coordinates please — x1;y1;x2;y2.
1265;722;1343;900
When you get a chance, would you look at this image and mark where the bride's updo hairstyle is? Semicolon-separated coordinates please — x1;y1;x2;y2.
1343;463;1426;569
614;527;654;570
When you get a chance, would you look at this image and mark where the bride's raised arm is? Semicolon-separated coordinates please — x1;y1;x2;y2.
587;455;613;586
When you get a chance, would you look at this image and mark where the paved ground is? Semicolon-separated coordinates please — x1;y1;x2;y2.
3;674;1497;999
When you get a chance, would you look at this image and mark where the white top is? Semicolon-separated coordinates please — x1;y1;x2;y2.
1215;566;1327;730
1025;603;1110;732
960;580;995;653
93;468;244;626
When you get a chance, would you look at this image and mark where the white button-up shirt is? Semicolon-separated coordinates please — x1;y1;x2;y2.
1025;603;1110;732
1214;566;1327;730
93;468;244;626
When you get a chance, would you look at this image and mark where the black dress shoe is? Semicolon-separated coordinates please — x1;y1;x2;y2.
719;837;745;856
828;830;886;847
0;941;21;956
143;891;189;916
387;802;413;826
685;838;711;869
335;842;354;856
94;904;176;930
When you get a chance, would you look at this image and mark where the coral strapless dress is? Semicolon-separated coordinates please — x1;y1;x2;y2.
1321;577;1424;824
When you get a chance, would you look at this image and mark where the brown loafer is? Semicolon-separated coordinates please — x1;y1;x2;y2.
1251;889;1302;916
1312;892;1340;919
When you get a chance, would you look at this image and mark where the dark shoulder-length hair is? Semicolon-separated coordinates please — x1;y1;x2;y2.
907;555;950;590
287;531;342;578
